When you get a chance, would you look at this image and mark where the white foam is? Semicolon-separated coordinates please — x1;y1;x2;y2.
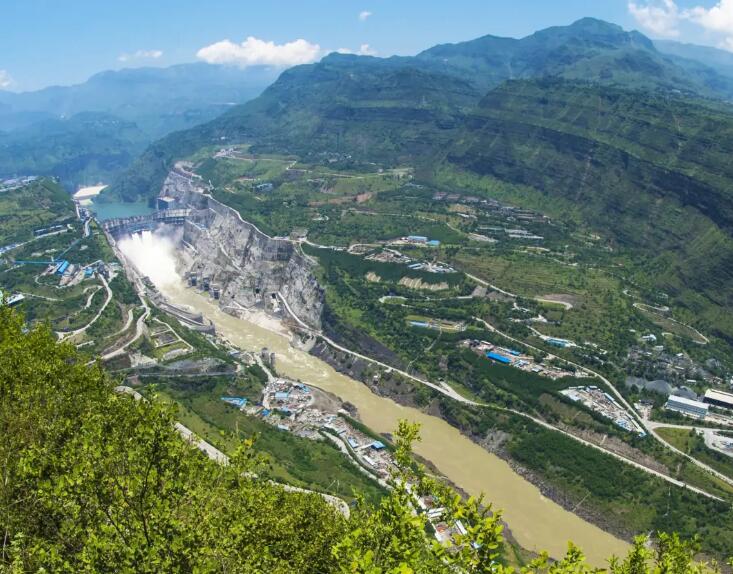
118;231;182;289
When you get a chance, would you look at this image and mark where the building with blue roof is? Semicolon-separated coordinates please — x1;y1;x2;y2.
221;397;247;408
56;260;70;275
486;351;512;364
371;441;386;450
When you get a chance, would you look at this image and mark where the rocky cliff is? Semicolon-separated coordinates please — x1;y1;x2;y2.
159;165;324;328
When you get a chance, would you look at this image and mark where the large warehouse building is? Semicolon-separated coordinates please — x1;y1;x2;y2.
703;389;733;411
664;395;709;419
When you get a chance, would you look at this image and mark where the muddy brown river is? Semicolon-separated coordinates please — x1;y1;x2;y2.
161;283;629;564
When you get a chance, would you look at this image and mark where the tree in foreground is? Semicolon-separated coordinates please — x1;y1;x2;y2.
0;306;730;573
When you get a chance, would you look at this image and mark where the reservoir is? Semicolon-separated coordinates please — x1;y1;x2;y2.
89;199;154;221
159;282;629;565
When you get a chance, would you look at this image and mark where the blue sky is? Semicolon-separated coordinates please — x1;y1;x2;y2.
2;0;732;91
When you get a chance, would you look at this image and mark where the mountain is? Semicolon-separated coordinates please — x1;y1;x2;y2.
108;19;733;203
442;78;733;339
0;63;278;189
0;112;149;189
655;39;733;79
105;19;733;340
416;18;733;96
106;54;481;202
0;63;279;137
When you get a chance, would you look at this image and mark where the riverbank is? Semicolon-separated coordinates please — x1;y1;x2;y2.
157;281;629;565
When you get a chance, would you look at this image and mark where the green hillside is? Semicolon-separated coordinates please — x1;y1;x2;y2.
442;79;733;340
416;18;729;95
0;112;149;190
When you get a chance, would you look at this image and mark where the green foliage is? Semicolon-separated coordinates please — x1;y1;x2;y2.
0;306;730;572
0;113;149;191
0;178;74;244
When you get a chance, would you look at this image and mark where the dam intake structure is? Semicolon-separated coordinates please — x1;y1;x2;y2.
103;167;324;330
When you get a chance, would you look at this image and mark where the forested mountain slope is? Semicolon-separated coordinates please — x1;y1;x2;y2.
106;54;480;202
416;18;733;96
0;112;149;189
0;64;277;190
443;79;733;340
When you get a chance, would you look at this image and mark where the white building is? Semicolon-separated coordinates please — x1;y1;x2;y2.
665;395;709;419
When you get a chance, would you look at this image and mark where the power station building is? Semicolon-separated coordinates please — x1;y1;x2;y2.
664;395;709;419
703;389;733;411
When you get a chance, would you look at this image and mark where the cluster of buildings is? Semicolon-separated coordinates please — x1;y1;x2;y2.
561;386;646;435
236;378;398;480
626;346;724;387
408;318;465;333
365;248;454;274
0;176;38;193
397;235;441;247
33;224;69;238
463;339;579;379
431;191;549;227
416;494;470;546
665;388;733;422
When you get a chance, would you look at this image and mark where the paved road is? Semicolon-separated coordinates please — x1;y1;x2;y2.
100;275;150;360
277;294;726;501
471;316;733;492
57;275;112;341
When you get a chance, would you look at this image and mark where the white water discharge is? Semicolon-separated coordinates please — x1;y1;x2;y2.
117;230;182;288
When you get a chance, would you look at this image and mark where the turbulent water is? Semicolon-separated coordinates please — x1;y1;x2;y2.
117;230;183;289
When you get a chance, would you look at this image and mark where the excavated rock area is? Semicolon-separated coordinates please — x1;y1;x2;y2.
158;167;324;329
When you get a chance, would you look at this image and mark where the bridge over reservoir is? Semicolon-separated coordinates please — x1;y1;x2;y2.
102;209;191;239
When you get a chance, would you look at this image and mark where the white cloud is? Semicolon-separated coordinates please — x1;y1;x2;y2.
685;0;733;33
196;36;321;67
335;44;378;56
628;0;681;37
357;43;377;56
718;36;733;50
0;70;13;89
358;10;372;21
118;49;163;63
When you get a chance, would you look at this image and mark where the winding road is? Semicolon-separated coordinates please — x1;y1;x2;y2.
277;293;731;501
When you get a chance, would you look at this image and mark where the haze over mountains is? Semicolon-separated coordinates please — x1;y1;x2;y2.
0;63;279;188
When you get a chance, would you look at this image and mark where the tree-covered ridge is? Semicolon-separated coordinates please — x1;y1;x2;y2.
416;17;730;96
0;306;730;573
442;78;733;341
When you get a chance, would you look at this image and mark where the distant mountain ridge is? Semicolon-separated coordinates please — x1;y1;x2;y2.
415;18;733;96
0;63;279;136
0;63;278;189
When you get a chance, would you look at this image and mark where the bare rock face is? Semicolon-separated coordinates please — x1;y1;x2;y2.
160;166;324;329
